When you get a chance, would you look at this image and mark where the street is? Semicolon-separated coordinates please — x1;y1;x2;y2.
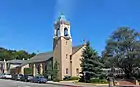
0;79;109;87
0;79;65;87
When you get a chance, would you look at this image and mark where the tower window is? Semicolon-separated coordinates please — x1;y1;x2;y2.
64;28;68;36
56;28;60;36
66;68;68;74
66;41;67;45
70;55;72;60
66;54;68;59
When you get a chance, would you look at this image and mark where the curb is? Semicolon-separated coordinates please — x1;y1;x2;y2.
46;82;84;87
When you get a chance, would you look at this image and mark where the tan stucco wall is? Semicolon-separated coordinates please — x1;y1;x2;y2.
71;46;85;77
60;37;72;79
20;64;29;74
53;37;72;80
29;62;46;76
53;37;62;79
10;64;29;74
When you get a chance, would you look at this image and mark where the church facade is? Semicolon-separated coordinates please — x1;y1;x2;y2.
10;14;85;80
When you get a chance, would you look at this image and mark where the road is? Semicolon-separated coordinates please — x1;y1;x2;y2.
0;79;109;87
0;79;65;87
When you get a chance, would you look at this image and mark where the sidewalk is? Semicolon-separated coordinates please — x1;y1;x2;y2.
75;82;108;87
47;81;109;87
47;81;84;87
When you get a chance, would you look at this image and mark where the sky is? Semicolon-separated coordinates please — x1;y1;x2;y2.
0;0;140;54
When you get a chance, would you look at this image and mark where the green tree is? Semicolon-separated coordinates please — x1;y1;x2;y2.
101;51;116;68
0;47;36;61
103;27;140;78
52;61;59;81
24;68;33;75
29;52;36;58
80;41;103;82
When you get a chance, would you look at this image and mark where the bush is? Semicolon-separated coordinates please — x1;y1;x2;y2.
89;78;107;84
79;76;84;82
63;76;71;80
69;76;79;80
53;78;60;82
24;68;32;75
63;76;79;80
99;74;107;79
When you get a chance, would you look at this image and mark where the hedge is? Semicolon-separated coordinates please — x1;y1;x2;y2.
63;76;79;80
90;78;108;84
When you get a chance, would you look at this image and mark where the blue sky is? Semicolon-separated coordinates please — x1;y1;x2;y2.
0;0;140;54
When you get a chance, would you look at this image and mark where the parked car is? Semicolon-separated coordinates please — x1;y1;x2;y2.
11;74;17;80
16;74;24;81
11;74;23;80
0;74;4;79
21;75;34;82
32;76;47;83
2;74;12;79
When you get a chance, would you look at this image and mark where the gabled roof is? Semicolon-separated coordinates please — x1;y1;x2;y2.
18;51;53;68
27;51;53;63
7;59;26;64
72;45;85;55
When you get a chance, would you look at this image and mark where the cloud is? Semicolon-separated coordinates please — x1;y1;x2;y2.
54;0;77;20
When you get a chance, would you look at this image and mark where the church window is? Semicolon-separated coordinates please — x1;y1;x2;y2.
66;54;68;59
66;41;67;45
64;28;68;36
56;28;60;36
76;68;79;75
70;55;72;60
66;68;68;74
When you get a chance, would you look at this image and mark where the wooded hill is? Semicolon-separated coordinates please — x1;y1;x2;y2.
0;47;36;61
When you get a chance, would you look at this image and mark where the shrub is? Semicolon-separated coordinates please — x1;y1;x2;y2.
63;76;79;80
90;78;107;83
79;76;84;82
69;76;79;80
63;76;71;80
24;68;32;75
99;74;107;79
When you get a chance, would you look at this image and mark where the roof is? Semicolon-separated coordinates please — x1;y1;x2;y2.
72;45;85;55
18;51;53;68
27;51;53;63
7;59;26;64
16;45;84;68
57;13;66;22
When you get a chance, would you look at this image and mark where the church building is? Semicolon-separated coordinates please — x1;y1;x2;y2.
10;14;86;80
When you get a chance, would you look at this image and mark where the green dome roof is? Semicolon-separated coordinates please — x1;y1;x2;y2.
57;13;66;22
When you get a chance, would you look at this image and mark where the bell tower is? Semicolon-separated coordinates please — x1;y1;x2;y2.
53;13;72;80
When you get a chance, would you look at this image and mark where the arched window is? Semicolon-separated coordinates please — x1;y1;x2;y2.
66;68;68;74
76;68;79;75
56;28;60;36
64;28;68;36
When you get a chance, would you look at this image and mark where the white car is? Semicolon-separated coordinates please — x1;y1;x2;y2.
3;74;12;79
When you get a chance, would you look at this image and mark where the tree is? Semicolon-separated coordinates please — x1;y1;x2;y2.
103;27;140;78
101;51;116;68
24;68;33;75
80;41;103;82
0;47;36;61
52;61;59;81
29;52;36;58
